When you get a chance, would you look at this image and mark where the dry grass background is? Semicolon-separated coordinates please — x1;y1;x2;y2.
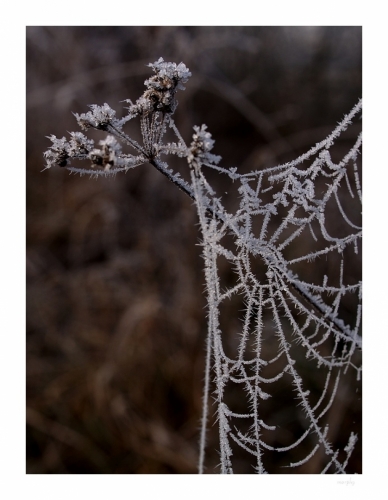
26;26;362;473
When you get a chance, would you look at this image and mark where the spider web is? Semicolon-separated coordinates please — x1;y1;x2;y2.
43;58;362;473
192;100;362;474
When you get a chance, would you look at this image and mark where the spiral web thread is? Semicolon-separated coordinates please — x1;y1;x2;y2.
193;100;362;474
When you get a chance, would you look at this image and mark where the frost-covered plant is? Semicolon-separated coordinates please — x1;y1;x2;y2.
44;58;362;474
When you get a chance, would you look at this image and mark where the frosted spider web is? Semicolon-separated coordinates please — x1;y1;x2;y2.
44;59;362;474
192;101;362;474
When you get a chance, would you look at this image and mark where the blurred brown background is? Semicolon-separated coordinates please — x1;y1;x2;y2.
26;26;362;474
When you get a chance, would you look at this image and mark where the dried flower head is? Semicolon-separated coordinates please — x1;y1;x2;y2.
73;103;118;131
188;125;222;168
44;135;71;168
126;58;192;117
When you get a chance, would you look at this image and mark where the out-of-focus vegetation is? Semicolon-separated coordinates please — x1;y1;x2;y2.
27;26;361;473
